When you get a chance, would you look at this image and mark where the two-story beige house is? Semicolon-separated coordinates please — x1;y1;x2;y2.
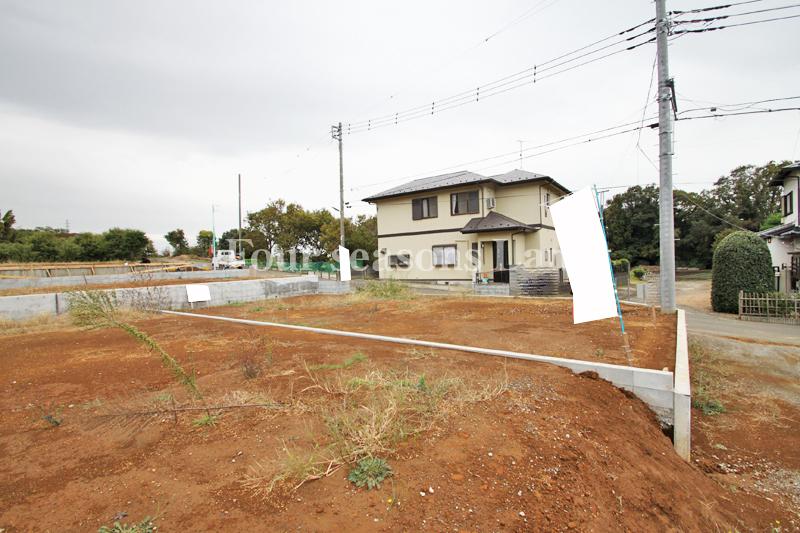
760;161;800;292
363;169;570;283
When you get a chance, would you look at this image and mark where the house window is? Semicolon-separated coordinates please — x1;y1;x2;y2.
783;191;794;217
450;190;479;215
388;254;410;268
471;242;478;267
412;196;438;220
432;245;457;267
544;192;551;216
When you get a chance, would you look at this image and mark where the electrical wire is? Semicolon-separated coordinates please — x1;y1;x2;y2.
676;107;800;121
669;0;766;15
342;18;658;135
672;2;800;24
670;12;800;33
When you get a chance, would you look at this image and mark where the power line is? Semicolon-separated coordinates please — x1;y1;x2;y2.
676;107;800;121
342;18;658;134
351;118;659;192
669;0;766;15
670;12;800;33
677;95;800;114
676;192;753;232
353;98;800;196
672;2;800;24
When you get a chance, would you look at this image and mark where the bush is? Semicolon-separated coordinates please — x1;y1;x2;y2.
711;231;773;313
357;279;412;299
631;266;647;281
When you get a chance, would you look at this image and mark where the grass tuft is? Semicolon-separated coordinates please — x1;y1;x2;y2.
355;279;413;300
348;457;392;490
310;352;368;371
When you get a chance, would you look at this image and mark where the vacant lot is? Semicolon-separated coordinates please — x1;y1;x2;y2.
0;294;787;531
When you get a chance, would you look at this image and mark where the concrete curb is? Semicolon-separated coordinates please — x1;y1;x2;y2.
160;309;677;427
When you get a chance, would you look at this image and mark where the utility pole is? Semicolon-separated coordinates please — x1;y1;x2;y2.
331;122;345;280
656;0;676;313
237;173;242;258
332;122;345;248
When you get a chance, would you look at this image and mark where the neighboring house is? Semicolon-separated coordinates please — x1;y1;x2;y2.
759;161;800;292
362;169;570;283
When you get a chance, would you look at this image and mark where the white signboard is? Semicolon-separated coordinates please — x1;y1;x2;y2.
549;187;618;324
338;246;351;282
186;284;211;303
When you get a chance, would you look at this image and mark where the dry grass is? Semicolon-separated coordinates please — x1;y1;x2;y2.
243;362;509;500
0;313;74;336
689;339;728;416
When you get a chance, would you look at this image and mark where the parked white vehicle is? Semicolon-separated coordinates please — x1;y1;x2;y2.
212;250;245;270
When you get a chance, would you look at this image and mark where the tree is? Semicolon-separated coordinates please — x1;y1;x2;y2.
103;228;151;260
246;200;286;255
164;229;189;256
321;214;377;255
602;185;660;264
711;231;773;313
708;162;787;231
74;232;106;261
0;210;15;242
760;212;782;231
195;230;214;256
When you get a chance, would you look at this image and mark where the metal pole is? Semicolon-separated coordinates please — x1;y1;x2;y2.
656;0;676;313
211;204;217;258
237;173;242;257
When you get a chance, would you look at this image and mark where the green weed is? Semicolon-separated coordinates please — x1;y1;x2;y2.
348;457;393;490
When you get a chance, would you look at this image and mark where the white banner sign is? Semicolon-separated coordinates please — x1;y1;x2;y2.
338;246;351;282
550;187;618;324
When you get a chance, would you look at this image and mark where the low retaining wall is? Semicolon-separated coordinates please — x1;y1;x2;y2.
0;275;326;320
0;268;250;291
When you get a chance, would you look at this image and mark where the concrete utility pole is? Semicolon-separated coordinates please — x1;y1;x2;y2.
237;173;242;257
332;122;345;249
656;0;676;313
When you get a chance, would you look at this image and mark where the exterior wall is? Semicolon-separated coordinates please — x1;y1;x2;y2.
377;232;473;280
779;174;799;226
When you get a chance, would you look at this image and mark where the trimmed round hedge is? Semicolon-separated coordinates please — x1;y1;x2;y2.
711;231;773;313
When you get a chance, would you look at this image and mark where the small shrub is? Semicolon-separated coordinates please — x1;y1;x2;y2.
32;404;63;428
692;397;726;415
348;457;393;490
192;413;218;427
711;231;773;313
98;516;155;533
631;266;647;281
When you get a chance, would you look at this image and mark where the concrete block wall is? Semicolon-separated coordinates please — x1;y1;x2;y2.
0;268;250;291
473;283;511;296
0;276;319;320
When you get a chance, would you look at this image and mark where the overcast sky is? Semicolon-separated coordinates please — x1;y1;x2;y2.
1;0;798;252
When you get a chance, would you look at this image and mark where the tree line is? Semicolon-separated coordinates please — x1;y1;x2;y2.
603;161;787;268
0;211;155;262
0;201;377;263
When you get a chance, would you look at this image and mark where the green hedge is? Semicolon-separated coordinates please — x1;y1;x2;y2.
711;231;773;313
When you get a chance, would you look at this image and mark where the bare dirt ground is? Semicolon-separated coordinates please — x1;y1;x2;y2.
0;293;792;531
677;277;800;531
198;295;677;370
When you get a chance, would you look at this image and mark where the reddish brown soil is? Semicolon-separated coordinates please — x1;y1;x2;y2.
0;296;783;532
198;295;676;370
0;277;243;297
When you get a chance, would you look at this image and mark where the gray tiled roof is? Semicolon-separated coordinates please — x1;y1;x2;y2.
769;161;800;186
363;169;569;202
460;211;532;234
759;222;800;238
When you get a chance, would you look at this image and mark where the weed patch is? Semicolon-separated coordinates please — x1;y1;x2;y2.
355;279;413;300
310;352;367;371
690;339;727;416
348;457;392;490
192;413;218;428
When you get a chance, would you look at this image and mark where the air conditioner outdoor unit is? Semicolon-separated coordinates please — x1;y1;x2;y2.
485;197;496;209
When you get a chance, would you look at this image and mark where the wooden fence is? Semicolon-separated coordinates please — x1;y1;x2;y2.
738;290;800;324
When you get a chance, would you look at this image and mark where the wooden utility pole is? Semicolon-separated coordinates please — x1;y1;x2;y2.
656;0;676;313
